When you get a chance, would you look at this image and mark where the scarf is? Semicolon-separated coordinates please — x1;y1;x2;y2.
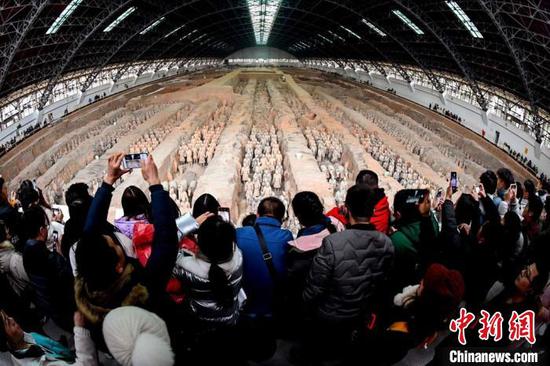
75;261;149;325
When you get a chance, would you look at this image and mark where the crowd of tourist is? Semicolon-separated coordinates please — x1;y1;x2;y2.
0;152;549;365
0;123;42;158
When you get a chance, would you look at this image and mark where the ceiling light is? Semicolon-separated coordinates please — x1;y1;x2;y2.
361;19;387;37
165;25;184;38
247;0;282;45
140;16;165;35
446;1;483;38
392;9;424;35
46;0;83;35
340;25;361;39
103;7;136;33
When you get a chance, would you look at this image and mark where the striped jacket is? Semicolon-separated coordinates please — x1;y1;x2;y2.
173;248;243;325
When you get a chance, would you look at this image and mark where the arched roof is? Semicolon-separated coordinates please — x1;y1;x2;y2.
0;0;548;120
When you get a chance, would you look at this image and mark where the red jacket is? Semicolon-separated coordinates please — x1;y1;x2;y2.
327;192;391;234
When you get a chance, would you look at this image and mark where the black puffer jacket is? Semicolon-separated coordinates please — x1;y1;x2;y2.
303;224;394;321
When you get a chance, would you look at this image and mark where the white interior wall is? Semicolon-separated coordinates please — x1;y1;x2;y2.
315;66;550;177
0;65;214;147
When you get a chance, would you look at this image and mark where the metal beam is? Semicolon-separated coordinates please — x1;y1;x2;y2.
0;0;48;92
393;0;488;109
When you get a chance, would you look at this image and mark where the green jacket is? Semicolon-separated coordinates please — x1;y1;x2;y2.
390;213;439;287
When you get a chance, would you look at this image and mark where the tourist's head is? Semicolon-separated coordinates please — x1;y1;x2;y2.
121;186;151;220
523;179;536;199
192;193;220;218
479;170;497;195
241;214;256;227
20;205;49;241
522;195;543;223
17;180;39;210
355;170;379;189
0;310;24;352
65;183;93;221
103;306;174;366
257;197;286;223
345;185;377;224
454;193;477;225
514;261;548;296
292;191;325;228
393;189;430;224
413;264;465;335
197;216;236;306
76;233;126;291
496;168;514;191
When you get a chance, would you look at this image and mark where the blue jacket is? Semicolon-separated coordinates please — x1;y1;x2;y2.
236;216;293;315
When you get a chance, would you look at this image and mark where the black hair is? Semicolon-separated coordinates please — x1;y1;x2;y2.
523;179;536;197
454;193;477;225
496;168;514;189
20;206;49;239
75;233;121;291
393;189;429;226
17;181;39;211
527;195;543;221
479;170;497;195
0;221;6;243
64;183;92;223
356;169;379;189
345;185;378;222
65;183;91;206
292;191;337;233
257;197;286;222
241;214;256;227
121;186;151;221
197;216;236;307
515;181;524;202
192;193;220;218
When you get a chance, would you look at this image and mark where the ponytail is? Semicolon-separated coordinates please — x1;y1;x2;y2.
208;262;233;307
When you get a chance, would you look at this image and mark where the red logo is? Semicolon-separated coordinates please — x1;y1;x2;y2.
450;308;536;345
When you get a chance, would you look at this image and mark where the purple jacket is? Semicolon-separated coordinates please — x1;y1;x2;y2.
114;214;148;240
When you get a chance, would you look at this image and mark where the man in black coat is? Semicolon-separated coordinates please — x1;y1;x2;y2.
301;185;394;361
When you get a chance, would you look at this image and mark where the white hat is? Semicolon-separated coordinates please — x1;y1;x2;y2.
102;306;174;366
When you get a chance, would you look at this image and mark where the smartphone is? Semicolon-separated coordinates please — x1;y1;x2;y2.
510;183;517;190
219;207;230;223
122;152;148;170
450;172;458;193
435;188;443;199
52;230;58;242
52;207;60;215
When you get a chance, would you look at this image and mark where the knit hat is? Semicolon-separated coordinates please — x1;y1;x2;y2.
422;263;465;308
102;306;174;366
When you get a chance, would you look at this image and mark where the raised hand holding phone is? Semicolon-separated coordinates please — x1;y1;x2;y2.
140;155;160;186
104;152;130;185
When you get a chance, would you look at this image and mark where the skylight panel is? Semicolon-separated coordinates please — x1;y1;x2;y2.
361;19;387;37
392;10;424;35
247;0;283;45
140;16;165;35
318;34;333;43
340;25;361;40
164;25;184;38
327;30;345;42
191;34;207;43
46;0;83;35
445;1;483;38
103;7;136;33
180;29;197;41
